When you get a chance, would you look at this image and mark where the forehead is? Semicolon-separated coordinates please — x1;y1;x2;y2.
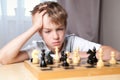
43;14;64;29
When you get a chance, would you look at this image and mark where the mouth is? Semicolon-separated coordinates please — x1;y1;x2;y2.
52;42;61;46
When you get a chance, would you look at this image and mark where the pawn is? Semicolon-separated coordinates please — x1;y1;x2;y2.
72;49;80;65
97;59;104;68
40;49;47;67
97;48;104;68
46;51;53;65
109;51;116;65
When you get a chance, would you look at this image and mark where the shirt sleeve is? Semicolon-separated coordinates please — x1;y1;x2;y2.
21;40;38;59
73;36;101;52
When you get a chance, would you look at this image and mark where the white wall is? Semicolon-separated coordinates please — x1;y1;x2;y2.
100;0;120;51
0;18;41;49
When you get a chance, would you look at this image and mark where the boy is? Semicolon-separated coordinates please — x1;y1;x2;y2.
0;1;120;64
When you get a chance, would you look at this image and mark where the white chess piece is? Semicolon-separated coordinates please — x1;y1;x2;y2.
109;51;116;65
54;47;60;63
72;48;80;65
76;48;81;62
32;49;39;64
97;48;104;68
65;51;72;64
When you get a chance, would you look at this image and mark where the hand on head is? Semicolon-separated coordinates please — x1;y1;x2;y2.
32;4;47;31
32;10;47;31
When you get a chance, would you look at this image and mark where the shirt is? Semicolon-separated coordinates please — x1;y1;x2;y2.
23;34;101;59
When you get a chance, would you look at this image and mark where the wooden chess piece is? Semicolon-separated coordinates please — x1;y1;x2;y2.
60;51;65;62
46;51;53;65
87;47;98;65
97;48;104;68
72;48;80;65
62;53;69;67
109;51;116;65
76;48;81;62
31;49;39;64
65;51;72;64
54;47;60;63
40;49;47;67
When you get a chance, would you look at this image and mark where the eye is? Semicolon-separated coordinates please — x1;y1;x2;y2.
57;28;64;31
44;30;51;33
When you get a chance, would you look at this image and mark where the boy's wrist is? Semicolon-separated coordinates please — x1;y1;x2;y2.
32;25;42;31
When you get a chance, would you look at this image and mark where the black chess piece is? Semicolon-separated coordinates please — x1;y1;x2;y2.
87;47;98;65
30;58;33;62
46;51;53;65
40;49;47;67
62;53;69;67
60;51;65;62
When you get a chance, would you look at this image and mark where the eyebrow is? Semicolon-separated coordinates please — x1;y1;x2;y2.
43;28;51;30
43;27;64;30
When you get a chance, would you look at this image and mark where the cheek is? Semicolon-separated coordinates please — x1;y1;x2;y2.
59;32;65;41
42;33;52;42
60;31;65;37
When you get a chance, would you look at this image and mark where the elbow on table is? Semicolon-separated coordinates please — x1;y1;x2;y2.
0;60;9;65
0;57;11;65
0;50;11;65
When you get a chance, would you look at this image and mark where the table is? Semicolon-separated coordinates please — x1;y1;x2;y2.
0;62;120;80
0;62;37;80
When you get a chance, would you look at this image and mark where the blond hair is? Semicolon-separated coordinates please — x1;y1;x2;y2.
31;1;68;27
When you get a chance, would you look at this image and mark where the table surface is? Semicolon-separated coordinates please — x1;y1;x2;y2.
0;62;120;80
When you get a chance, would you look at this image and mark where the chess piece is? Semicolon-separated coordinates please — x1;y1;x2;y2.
46;51;53;65
62;53;69;67
76;48;81;62
65;51;72;64
54;47;60;63
40;49;47;67
109;51;116;65
31;49;39;64
60;51;65;62
87;47;98;65
72;48;80;65
97;48;104;68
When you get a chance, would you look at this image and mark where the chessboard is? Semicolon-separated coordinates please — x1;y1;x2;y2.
24;59;120;80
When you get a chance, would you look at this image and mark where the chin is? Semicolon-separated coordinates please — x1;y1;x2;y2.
53;45;60;48
53;45;61;49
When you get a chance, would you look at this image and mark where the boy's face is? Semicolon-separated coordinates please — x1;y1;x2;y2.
39;14;66;51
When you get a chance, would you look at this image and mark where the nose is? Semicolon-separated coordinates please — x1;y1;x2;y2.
53;31;59;40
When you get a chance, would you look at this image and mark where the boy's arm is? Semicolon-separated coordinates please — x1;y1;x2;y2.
0;27;38;64
0;10;46;65
97;45;120;61
0;51;29;64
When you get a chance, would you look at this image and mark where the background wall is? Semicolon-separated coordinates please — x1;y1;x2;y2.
100;0;120;51
58;0;100;43
1;0;120;51
0;0;100;49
